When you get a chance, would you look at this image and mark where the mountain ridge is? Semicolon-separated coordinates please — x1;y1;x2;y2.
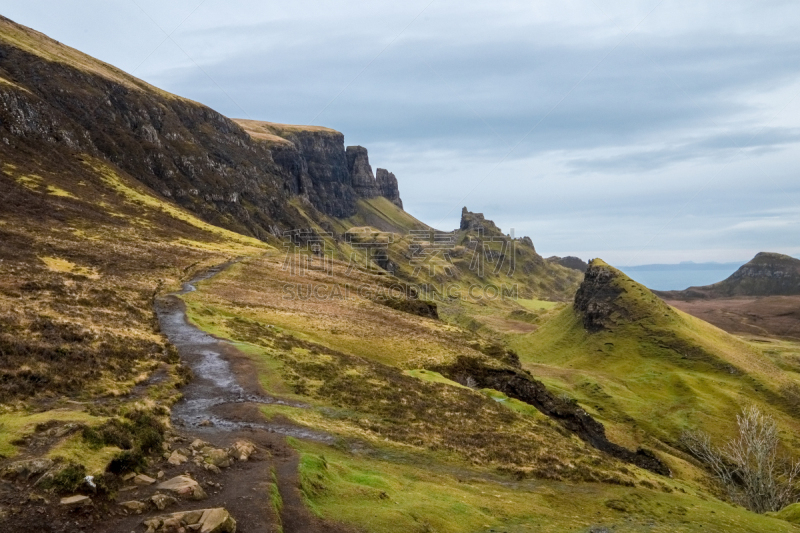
0;15;404;240
656;252;800;299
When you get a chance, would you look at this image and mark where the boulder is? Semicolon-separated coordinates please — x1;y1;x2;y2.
204;448;232;468
229;440;256;462
59;495;91;508
157;475;207;500
150;492;177;511
167;451;188;466
134;474;156;486
119;500;148;514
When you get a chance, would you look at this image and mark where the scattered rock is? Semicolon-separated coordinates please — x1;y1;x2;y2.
229;440;256;462
204;449;232;468
119;500;148;514
157;470;165;479
122;472;137;482
134;474;156;486
167;451;188;466
157;475;208;500
59;495;91;508
203;464;222;475
150;493;177;511
199;419;214;427
144;508;236;533
190;439;210;450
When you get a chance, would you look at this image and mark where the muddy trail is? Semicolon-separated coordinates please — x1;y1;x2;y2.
0;263;354;533
156;262;333;443
140;262;351;533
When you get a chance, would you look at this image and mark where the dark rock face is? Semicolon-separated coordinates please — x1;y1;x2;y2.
574;261;624;332
548;256;588;272
376;168;402;209
0;31;303;237
0;16;406;233
276;129;357;218
437;356;670;477
459;206;503;235
344;146;404;208
346;145;378;198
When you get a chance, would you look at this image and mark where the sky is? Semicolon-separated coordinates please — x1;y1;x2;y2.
2;0;800;265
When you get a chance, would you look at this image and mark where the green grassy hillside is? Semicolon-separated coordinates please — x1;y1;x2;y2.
177;251;800;532
508;260;800;467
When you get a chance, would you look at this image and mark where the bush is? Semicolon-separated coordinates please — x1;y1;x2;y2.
40;463;87;493
82;410;165;474
682;406;800;513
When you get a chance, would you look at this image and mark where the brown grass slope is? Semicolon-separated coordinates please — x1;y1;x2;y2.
0;15;329;240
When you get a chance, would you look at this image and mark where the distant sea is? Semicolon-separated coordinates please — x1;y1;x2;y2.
616;262;745;292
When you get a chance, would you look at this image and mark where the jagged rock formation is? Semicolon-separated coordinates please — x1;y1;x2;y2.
346;145;379;198
0;15;405;237
459;206;504;235
656;252;800;300
376;168;402;209
575;259;673;332
574;260;624;332
547;256;589;272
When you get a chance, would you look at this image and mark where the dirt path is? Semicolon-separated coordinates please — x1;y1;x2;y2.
0;263;355;533
151;263;352;533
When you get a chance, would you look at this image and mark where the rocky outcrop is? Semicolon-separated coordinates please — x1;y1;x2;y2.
376;168;403;208
459;206;504;236
548;256;589;273
269;126;358;217
574;262;624;332
437;356;670;476
656;252;800;300
346;145;379;198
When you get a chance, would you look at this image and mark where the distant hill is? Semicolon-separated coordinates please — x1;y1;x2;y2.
656;252;800;299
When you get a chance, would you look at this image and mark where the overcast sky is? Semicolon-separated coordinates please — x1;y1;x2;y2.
3;0;800;264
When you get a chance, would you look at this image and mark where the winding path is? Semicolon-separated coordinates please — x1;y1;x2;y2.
153;262;349;533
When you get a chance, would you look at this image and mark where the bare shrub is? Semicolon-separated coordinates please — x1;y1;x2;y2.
682;406;800;513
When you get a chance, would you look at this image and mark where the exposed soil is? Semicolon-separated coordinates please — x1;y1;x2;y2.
664;296;800;340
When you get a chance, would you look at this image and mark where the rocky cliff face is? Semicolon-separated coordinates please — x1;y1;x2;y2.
376;168;402;209
574;260;625;332
346;145;379;199
459;207;504;235
575;259;674;332
0;16;405;235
